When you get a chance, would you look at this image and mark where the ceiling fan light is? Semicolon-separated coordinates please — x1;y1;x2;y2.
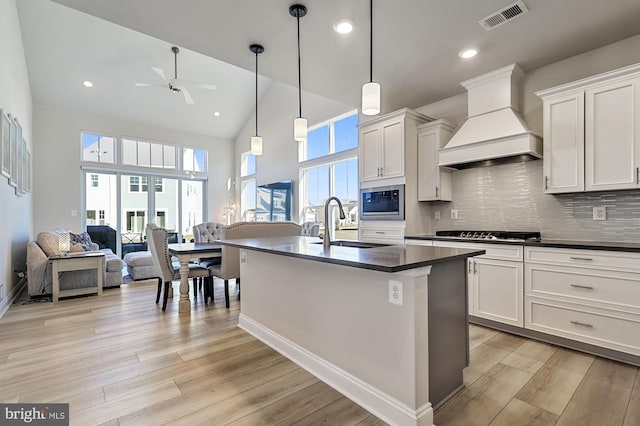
250;136;263;155
361;81;380;115
294;117;307;142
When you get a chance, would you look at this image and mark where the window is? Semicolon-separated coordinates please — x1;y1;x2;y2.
86;210;96;225
82;133;115;164
122;138;177;169
299;111;358;162
299;111;359;240
241;179;257;222
241;152;256;177
129;176;140;192
183;147;207;173
90;174;99;188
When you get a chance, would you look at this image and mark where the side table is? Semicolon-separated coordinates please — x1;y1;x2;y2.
50;252;105;302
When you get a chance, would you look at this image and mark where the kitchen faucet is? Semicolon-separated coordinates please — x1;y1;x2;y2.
323;196;346;249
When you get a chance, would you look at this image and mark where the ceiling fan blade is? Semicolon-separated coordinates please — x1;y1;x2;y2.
174;78;217;91
181;87;194;105
135;82;165;88
152;67;169;84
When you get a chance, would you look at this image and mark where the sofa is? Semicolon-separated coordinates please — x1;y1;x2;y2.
27;230;124;297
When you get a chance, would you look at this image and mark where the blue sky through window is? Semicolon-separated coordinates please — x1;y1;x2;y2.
305;165;330;206
334;114;358;153
307;126;330;160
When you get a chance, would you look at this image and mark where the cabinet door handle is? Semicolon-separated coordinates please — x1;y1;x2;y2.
636;167;639;184
544;176;549;191
375;231;385;234
435;186;439;197
468;260;472;274
473;261;477;274
571;284;594;290
570;256;593;261
570;320;594;328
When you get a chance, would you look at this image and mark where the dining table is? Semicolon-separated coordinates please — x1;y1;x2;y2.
168;242;222;313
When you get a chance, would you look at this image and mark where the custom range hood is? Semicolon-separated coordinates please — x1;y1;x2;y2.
438;63;542;169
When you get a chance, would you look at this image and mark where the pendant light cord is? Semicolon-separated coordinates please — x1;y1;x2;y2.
297;13;302;118
255;51;259;136
369;0;373;83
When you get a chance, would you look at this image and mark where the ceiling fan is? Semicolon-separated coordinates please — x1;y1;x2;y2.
135;46;216;105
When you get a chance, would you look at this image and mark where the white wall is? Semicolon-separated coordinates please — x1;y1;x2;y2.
0;0;33;302
32;103;234;234
233;81;355;218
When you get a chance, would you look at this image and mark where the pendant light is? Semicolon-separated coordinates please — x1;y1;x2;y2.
249;43;264;155
362;0;380;115
290;4;307;143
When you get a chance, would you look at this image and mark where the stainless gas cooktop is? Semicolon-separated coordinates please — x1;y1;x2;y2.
435;230;541;242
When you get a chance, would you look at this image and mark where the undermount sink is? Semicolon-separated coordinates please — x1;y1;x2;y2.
311;240;390;249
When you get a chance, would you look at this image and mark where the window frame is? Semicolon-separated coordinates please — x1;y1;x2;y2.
298;109;358;163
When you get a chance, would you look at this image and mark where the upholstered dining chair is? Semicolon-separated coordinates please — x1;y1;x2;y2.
192;222;226;302
146;223;210;311
300;221;320;237
208;221;302;308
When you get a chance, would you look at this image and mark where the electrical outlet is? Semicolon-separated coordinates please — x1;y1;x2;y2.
434;210;441;220
593;206;606;221
71;210;77;217
389;280;403;306
451;209;459;220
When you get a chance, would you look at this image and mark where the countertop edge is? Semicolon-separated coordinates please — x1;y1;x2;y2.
405;236;640;252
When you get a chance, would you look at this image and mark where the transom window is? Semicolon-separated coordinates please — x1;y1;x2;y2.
299;111;358;162
82;133;116;164
122;138;177;169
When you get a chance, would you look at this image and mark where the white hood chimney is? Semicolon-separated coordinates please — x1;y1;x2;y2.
438;63;542;169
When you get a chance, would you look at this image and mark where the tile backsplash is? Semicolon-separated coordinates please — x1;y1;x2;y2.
430;160;640;242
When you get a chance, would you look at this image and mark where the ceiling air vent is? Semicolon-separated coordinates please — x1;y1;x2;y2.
479;1;529;31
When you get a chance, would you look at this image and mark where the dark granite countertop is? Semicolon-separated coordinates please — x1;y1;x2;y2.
405;235;640;253
218;236;485;273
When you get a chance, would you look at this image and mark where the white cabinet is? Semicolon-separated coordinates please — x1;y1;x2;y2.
359;223;405;244
404;238;433;247
433;240;524;326
524;246;640;356
537;63;640;194
417;119;454;201
359;108;430;184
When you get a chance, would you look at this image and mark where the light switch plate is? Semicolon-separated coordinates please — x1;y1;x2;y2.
451;209;459;220
434;210;441;220
593;206;606;221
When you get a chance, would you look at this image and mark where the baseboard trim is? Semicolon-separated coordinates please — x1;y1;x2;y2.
0;277;27;319
239;313;434;426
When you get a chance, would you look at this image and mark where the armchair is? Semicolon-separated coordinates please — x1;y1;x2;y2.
208;221;302;308
300;221;320;237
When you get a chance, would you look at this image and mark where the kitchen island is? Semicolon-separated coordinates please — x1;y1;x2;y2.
218;236;484;426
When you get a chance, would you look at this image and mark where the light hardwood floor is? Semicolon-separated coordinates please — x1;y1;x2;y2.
1;280;638;426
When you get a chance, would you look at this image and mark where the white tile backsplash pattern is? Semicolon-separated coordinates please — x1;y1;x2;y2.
430;160;640;242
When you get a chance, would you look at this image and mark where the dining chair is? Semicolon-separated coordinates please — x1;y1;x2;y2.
192;222;226;302
208;221;302;308
146;223;210;311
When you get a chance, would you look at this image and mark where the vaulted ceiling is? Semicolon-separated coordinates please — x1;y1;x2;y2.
18;0;640;139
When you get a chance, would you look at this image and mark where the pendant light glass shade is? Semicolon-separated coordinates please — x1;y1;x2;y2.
362;0;380;116
290;4;307;143
250;136;263;155
294;117;307;142
361;81;380;116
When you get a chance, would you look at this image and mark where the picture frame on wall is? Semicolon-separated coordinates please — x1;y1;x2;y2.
1;111;10;179
16;137;25;196
25;148;31;193
8;116;17;187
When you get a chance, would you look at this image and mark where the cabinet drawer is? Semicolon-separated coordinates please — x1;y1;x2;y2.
525;246;640;272
525;297;640;356
404;239;433;246
433;241;523;261
525;264;640;313
360;227;404;243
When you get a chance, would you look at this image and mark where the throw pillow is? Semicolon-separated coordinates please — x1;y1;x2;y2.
70;231;94;251
70;242;85;253
37;231;62;256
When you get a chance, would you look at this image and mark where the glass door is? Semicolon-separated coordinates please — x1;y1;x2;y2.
121;174;149;256
155;177;180;243
181;179;204;242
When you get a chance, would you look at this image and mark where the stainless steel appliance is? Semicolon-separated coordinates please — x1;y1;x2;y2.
359;184;405;220
435;230;540;241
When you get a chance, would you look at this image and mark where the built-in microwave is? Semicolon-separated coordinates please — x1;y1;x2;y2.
360;184;405;220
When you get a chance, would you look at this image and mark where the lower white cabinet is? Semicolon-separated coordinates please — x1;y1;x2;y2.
404;238;433;246
359;223;405;244
524;246;640;356
433;241;524;326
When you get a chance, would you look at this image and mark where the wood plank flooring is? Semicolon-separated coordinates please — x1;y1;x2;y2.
1;280;639;425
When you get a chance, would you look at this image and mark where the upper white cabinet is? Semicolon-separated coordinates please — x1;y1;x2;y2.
417;119;455;201
537;63;640;194
359;108;431;184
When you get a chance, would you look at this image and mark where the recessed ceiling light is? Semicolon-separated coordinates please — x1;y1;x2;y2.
83;80;94;88
458;48;478;59
333;19;353;34
213;111;221;117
